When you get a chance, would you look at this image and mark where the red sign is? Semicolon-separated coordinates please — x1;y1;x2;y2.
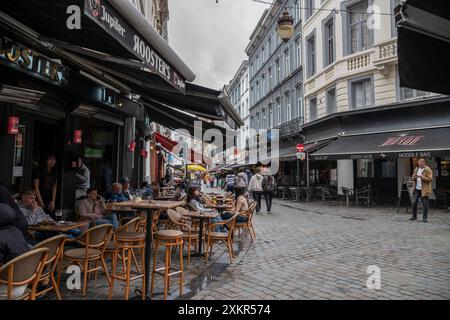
7;117;19;134
140;149;148;158
296;144;304;152
128;140;136;152
73;130;82;144
380;135;424;147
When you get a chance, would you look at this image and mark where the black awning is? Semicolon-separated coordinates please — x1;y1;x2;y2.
0;0;192;93
396;0;450;95
79;56;243;128
310;127;450;160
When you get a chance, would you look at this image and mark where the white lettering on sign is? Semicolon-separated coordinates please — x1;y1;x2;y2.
100;5;126;37
133;35;171;81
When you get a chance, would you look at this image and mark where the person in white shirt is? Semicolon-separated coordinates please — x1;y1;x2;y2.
248;167;264;214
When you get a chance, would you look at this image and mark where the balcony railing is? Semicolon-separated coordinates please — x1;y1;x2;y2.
277;117;304;137
347;52;371;72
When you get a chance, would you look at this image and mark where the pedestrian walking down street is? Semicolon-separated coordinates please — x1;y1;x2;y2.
411;158;433;222
263;175;276;214
236;169;248;189
248;167;264;214
225;172;237;193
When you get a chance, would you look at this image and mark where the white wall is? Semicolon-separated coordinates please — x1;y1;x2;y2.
337;160;354;194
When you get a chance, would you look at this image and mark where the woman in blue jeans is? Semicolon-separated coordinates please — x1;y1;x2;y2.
221;187;249;223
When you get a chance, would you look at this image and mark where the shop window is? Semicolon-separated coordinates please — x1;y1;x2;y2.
381;159;396;178
357;159;374;178
439;158;450;177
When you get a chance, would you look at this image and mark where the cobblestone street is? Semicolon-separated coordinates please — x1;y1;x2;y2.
190;199;450;300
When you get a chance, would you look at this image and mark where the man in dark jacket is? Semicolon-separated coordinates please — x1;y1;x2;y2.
0;203;30;264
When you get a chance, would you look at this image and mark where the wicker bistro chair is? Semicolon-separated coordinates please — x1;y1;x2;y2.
0;248;49;300
341;187;355;206
104;217;141;273
321;187;340;205
62;224;113;296
167;209;199;265
32;234;66;300
355;185;373;207
108;217;146;300
204;212;240;264
234;202;257;242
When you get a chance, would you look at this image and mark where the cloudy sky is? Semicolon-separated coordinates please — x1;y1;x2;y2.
168;0;270;90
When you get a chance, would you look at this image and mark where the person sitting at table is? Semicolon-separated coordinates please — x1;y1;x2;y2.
141;181;154;200
173;186;186;201
121;177;135;200
106;183;129;203
221;187;249;223
0;182;28;235
187;186;224;232
77;188;118;229
17;189;82;242
151;182;160;197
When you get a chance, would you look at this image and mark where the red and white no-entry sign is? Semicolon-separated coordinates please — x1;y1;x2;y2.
296;144;304;152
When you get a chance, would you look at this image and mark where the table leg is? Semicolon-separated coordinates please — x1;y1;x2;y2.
144;208;153;298
198;219;204;254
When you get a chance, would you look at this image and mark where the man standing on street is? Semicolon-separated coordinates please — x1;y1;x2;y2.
74;156;90;200
225;172;236;193
248;167;264;214
411;158;433;222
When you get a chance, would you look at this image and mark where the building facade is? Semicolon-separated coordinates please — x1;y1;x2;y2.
301;0;449;203
227;61;250;152
129;0;169;41
246;0;304;185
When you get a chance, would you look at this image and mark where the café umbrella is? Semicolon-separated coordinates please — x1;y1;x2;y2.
186;164;207;172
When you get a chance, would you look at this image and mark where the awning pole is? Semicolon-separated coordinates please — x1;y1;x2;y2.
306;152;310;202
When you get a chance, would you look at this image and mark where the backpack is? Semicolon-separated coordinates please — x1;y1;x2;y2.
236;174;247;188
263;176;275;192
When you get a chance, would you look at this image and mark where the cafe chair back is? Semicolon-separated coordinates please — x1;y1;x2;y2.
205;212;240;264
32;234;66;300
167;208;199;265
62;224;113;296
0;248;49;300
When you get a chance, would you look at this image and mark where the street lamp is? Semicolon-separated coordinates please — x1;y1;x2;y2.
277;10;294;42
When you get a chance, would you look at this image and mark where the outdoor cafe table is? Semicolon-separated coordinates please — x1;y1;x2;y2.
28;221;89;233
106;199;185;299
153;195;175;201
179;211;219;256
203;203;228;213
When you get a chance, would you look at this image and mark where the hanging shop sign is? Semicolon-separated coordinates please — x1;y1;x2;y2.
0;36;68;85
7;116;19;135
84;0;186;93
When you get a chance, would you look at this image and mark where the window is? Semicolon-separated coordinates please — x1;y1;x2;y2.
381;159;396;178
309;97;317;121
275;59;280;84
262;46;266;63
245;98;249;116
351;78;372;109
284;48;291;77
306;34;316;77
391;0;401;36
256;81;260;101
256;113;260;130
269;104;274;128
296;86;303;119
350;1;370;54
256;55;259;70
285;92;291;122
268;67;273;91
326;88;336;114
277;99;282;125
262;75;266;97
250;63;254;77
306;0;314;20
262;109;266;127
324;17;335;66
295;38;301;69
357;159;374;178
401;87;432;100
294;0;301;23
241;102;245;117
268;39;272;56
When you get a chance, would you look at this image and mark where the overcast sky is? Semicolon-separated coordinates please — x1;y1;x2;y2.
168;0;269;90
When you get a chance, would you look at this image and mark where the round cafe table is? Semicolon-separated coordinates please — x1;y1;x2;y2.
179;210;219;256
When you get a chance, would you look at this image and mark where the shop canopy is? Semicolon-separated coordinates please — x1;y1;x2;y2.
0;0;194;92
396;0;450;95
309;127;450;160
154;132;204;164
